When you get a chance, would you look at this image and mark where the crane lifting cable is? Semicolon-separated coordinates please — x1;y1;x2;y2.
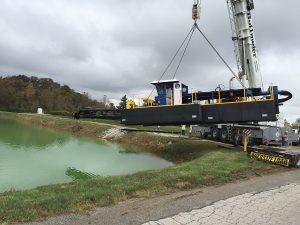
146;24;196;100
194;23;245;88
172;26;195;79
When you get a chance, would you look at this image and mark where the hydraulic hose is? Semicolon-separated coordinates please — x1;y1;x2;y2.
278;90;293;103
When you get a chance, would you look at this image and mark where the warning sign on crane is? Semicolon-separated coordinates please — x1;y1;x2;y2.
243;129;252;137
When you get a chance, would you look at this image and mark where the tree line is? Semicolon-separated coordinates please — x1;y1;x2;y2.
291;119;300;130
0;75;107;114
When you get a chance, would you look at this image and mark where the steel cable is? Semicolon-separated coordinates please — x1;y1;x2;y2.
146;24;197;100
172;25;196;79
194;23;245;88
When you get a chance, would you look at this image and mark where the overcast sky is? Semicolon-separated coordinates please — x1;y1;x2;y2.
0;0;299;122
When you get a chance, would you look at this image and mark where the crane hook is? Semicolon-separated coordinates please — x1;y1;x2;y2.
192;0;201;21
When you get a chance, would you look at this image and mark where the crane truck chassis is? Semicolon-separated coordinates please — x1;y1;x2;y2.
192;124;299;147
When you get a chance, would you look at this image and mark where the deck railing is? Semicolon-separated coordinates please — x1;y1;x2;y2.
126;85;275;109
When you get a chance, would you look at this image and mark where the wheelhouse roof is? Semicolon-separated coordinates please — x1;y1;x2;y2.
151;79;179;85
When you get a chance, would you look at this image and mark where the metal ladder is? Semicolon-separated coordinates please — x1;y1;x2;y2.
228;126;233;142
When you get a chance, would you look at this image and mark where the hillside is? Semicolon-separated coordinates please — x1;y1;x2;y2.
0;75;105;113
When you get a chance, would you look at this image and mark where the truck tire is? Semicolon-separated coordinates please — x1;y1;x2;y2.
199;131;208;139
211;128;220;141
247;137;256;146
220;128;229;143
296;157;300;168
203;133;209;138
233;129;242;146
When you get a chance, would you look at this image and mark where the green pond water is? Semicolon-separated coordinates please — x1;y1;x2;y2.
0;118;173;193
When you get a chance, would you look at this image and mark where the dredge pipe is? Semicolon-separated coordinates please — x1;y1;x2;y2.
278;90;293;103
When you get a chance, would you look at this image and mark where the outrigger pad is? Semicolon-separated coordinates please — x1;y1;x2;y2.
247;147;300;168
121;100;277;126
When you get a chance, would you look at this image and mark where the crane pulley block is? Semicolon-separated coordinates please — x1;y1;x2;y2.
246;0;255;10
192;4;201;21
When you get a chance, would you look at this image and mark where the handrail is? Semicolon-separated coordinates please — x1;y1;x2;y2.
129;98;274;109
126;86;277;110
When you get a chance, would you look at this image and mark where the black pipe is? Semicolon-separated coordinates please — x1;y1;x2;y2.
278;90;293;103
182;88;262;103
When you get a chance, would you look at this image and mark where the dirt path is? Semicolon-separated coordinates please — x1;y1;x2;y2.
21;170;300;225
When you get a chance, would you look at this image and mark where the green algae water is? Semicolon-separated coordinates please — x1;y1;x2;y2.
0;118;173;193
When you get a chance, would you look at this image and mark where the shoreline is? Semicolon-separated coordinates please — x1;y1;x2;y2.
0;111;201;163
0;112;181;161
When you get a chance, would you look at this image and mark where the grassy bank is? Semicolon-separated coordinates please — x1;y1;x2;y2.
0;111;283;223
0;150;279;223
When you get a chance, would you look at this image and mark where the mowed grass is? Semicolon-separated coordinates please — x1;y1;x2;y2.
0;144;277;224
0;111;281;223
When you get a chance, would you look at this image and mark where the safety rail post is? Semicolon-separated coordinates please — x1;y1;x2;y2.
218;88;221;103
243;129;251;152
270;83;274;100
132;96;135;109
151;93;153;107
192;88;194;103
243;133;248;152
170;89;173;105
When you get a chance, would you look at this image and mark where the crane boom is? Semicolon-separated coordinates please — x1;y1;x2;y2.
227;0;263;89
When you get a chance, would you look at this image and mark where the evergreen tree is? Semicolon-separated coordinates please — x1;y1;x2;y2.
118;95;127;110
